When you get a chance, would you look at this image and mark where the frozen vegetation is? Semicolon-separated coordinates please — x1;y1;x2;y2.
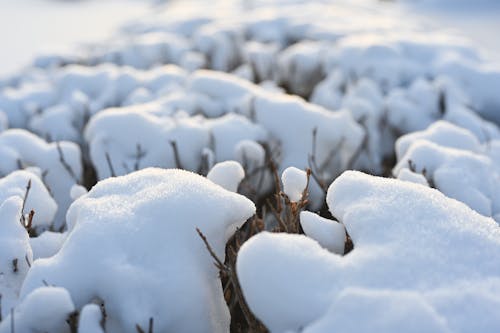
0;0;499;332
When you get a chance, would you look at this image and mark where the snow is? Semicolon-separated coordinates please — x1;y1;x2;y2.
70;184;88;201
78;304;105;333
394;127;500;220
396;168;430;187
0;286;75;333
207;160;245;192
21;168;255;333
30;231;66;260
300;211;346;254
0;197;32;320
0;0;500;332
234;139;266;172
396;121;481;159
237;171;500;333
281;167;308;202
0;170;57;229
0;129;82;227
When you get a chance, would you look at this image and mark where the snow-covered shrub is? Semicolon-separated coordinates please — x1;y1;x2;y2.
394;121;500;221
78;304;105;333
0;129;81;227
21;168;255;333
237;171;500;333
0;197;32;319
276;41;326;97
0;170;57;230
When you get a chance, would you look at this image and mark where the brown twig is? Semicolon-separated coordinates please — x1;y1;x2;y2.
19;180;31;228
56;141;79;182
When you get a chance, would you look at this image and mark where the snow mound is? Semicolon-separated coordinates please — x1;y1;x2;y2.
0;169;57;229
0;129;82;227
281;167;308;202
21;168;256;333
207;160;245;192
0;197;32;319
237;171;500;333
0;287;75;333
78;304;105;333
299;210;346;254
394;122;500;220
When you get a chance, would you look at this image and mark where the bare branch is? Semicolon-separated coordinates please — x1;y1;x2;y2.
19;180;31;228
56;141;79;183
196;228;226;272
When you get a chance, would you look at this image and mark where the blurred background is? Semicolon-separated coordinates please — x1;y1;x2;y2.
1;0;499;78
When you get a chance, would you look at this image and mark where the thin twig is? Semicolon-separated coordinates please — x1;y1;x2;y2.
56;141;79;182
25;255;31;268
12;259;18;273
169;140;184;169
19;180;31;228
134;144;145;171
148;317;154;333
105;152;116;177
196;228;226;272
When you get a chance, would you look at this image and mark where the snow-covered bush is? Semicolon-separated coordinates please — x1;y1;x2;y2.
237;171;500;333
20;168;255;333
0;129;82;227
394;121;500;221
0;197;32;320
1;0;499;331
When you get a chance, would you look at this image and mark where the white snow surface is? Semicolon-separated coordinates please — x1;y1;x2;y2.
237;171;500;333
21;168;256;333
299;211;346;254
207;160;245;192
78;304;105;333
281;167;308;202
